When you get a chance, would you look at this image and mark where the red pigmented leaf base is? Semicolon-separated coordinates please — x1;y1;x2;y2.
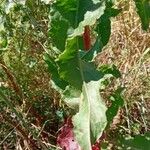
57;117;101;150
57;117;81;150
92;142;101;150
83;26;91;51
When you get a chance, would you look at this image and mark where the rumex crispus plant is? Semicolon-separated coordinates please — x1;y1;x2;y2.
45;0;150;149
44;0;123;149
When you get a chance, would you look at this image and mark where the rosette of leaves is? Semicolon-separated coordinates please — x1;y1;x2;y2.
45;0;121;149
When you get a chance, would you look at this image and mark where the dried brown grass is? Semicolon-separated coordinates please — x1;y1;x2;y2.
98;0;150;133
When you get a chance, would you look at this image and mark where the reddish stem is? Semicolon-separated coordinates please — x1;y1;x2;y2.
83;26;91;51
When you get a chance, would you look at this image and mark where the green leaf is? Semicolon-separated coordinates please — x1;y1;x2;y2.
71;3;105;37
47;2;121;149
56;37;107;149
62;86;81;109
57;37;82;89
97;14;111;46
106;87;124;127
44;54;68;90
50;0;106;53
134;0;150;30
119;132;150;150
53;0;102;28
57;38;103;90
97;4;121;46
73;81;107;150
98;64;121;78
49;11;69;51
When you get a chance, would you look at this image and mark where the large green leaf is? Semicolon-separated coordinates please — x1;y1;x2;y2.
44;54;68;90
48;11;69;51
56;36;107;149
57;38;103;90
56;38;82;89
73;81;107;150
134;0;150;30
53;0;102;28
47;1;120;149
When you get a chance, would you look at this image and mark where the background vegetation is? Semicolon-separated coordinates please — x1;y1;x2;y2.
0;0;150;149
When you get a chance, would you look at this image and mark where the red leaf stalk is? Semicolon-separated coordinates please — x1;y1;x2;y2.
57;117;105;150
83;26;91;51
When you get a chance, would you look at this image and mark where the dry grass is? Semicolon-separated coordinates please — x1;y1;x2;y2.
98;0;150;134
